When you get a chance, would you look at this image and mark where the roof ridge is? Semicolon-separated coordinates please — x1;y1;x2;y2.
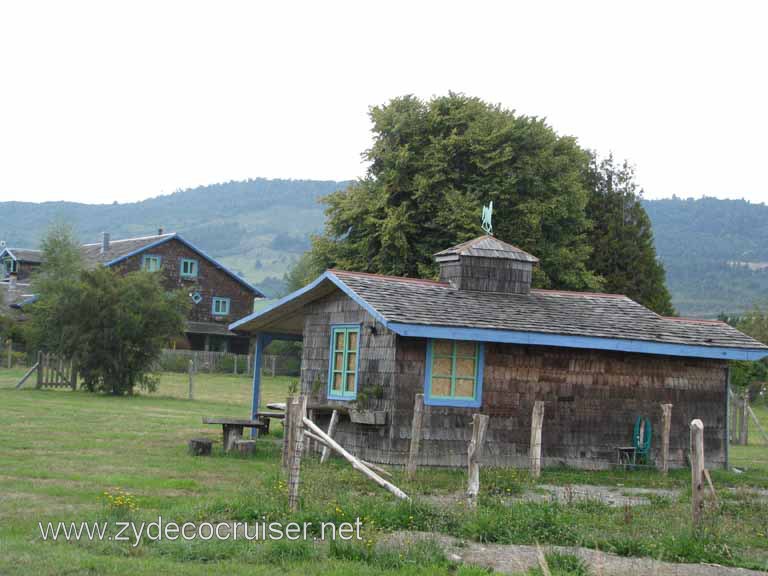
329;269;449;286
530;288;630;299
663;316;728;325
81;232;175;246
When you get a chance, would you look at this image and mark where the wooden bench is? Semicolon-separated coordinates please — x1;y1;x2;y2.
202;414;285;453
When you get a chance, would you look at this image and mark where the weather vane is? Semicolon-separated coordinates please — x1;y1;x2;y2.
481;201;493;235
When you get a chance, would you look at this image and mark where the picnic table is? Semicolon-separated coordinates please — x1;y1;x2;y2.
203;413;285;452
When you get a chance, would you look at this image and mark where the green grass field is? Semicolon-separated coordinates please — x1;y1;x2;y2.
1;367;767;575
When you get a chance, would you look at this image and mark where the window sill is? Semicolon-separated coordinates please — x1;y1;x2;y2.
424;397;481;408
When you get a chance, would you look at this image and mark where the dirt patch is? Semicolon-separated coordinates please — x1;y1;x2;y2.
381;531;767;576
423;484;679;509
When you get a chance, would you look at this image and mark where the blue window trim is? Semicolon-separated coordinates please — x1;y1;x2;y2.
180;258;198;278
142;254;162;272
327;323;361;401
424;339;484;408
212;297;231;316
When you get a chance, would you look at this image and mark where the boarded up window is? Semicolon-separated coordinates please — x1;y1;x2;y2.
427;339;482;406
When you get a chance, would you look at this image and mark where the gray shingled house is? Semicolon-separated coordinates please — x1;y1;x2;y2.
231;235;768;469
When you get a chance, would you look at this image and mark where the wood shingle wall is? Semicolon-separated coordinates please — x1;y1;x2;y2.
300;289;728;470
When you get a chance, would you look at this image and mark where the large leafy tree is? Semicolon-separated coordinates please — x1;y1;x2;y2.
308;93;601;290
585;155;675;315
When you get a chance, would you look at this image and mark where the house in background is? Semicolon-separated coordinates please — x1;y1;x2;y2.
0;245;43;282
1;231;263;353
231;235;768;470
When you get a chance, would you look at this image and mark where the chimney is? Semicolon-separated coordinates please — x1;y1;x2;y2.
434;235;538;294
101;232;110;254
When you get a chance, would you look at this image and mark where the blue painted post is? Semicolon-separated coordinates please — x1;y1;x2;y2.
250;333;270;438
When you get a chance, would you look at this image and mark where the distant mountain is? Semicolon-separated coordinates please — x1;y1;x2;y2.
0;179;349;297
2;182;766;316
644;197;768;317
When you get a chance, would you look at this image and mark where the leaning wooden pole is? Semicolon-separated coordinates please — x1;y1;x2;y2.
690;419;705;528
466;413;490;504
406;394;425;478
16;362;40;389
660;403;673;474
302;416;409;501
529;401;545;478
320;410;339;464
188;360;194;400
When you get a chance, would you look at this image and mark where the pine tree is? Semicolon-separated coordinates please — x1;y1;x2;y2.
586;155;675;315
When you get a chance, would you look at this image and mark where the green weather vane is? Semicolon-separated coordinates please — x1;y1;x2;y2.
481;201;493;235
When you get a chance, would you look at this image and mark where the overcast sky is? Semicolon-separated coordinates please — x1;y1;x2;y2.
1;1;766;205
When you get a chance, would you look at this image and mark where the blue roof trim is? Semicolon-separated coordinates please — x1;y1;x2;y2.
387;322;768;361
228;270;390;332
103;234;264;297
227;270;768;361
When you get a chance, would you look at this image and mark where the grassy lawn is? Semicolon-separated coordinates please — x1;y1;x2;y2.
1;367;767;575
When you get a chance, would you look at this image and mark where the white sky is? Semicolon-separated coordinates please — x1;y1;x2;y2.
1;0;766;205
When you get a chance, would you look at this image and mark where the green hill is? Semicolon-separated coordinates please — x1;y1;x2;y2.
2;181;767;315
0;179;349;297
643;197;768;317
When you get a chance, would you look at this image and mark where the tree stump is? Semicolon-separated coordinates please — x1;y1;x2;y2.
235;439;256;456
188;438;212;456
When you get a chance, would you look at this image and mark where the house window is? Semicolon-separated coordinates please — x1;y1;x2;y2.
425;339;483;407
212;297;231;316
190;291;203;304
142;254;162;272
328;325;360;400
180;258;198;278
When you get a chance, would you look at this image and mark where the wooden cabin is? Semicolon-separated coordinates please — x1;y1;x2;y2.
231;236;768;470
3;232;263;353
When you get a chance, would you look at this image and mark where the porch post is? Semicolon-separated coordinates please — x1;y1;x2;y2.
250;333;271;437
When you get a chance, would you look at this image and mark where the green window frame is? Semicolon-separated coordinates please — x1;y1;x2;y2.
327;325;360;400
425;339;483;408
3;258;16;275
212;297;231;316
142;254;162;272
180;258;198;278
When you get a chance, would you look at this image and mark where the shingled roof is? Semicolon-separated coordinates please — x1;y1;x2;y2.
80;233;176;267
0;248;44;263
230;269;768;361
434;235;539;263
3;233;263;296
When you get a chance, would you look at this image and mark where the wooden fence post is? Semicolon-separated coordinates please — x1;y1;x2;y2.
282;395;293;468
271;356;277;377
690;419;705;528
188;360;194;400
406;394;425;478
320;410;339;464
287;395;307;511
660;403;673;474
730;395;739;443
70;361;77;390
6;339;11;369
233;354;237;376
740;395;749;446
529;401;545;478
467;413;490;504
36;351;43;389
